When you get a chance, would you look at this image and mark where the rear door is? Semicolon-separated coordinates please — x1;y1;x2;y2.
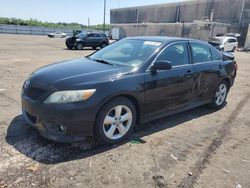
190;42;222;101
144;41;196;119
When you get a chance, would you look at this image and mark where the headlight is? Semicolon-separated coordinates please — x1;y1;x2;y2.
43;89;96;104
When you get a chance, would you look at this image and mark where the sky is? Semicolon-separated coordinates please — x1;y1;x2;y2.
0;0;186;25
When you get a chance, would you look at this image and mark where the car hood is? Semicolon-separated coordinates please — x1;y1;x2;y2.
29;58;134;89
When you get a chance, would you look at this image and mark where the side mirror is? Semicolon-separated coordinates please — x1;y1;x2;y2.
151;60;172;73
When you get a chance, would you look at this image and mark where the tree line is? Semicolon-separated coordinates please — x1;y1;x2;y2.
0;17;111;30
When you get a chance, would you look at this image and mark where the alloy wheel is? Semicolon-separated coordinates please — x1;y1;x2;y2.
103;105;133;140
215;83;227;106
76;43;83;50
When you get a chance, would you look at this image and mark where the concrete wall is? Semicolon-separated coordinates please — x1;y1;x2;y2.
112;22;239;42
111;0;247;24
244;24;250;50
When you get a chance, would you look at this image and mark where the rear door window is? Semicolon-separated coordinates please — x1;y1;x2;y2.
211;49;221;61
190;43;212;64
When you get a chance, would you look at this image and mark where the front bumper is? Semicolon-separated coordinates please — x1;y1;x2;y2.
22;94;97;143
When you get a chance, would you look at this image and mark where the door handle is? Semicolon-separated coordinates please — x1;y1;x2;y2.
184;70;193;77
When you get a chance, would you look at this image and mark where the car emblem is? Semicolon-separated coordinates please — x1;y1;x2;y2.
24;80;30;88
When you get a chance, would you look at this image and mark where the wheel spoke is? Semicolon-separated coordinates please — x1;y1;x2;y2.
117;123;127;135
221;87;226;95
104;115;115;125
121;112;132;122
219;85;224;92
115;106;123;117
106;125;117;138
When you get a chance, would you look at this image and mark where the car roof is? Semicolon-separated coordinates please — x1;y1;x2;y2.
87;32;105;34
125;36;207;44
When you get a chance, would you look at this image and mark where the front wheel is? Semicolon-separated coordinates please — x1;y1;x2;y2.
95;97;136;145
76;42;83;50
100;43;107;49
209;81;229;109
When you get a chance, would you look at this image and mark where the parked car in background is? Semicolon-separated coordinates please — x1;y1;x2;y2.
48;32;67;38
22;37;237;144
66;31;109;50
225;33;241;38
209;36;238;52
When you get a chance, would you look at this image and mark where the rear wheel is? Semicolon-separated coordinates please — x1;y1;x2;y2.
95;97;136;145
76;42;83;50
232;46;236;52
209;80;229;109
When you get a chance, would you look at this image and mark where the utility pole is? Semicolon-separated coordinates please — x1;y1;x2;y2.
209;9;215;38
103;0;106;32
239;0;246;27
88;18;90;31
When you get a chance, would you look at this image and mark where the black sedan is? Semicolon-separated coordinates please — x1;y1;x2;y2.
21;37;237;144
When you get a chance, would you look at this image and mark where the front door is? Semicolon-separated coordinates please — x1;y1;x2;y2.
85;33;96;47
144;42;196;119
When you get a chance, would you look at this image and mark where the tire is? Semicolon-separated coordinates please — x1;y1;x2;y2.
221;47;224;52
100;42;107;49
92;47;97;50
209;80;229;109
95;97;136;145
232;46;236;52
66;45;73;50
76;42;83;50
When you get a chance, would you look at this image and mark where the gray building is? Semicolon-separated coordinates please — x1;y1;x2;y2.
110;0;250;47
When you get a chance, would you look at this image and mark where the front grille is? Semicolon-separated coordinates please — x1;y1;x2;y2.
24;87;47;101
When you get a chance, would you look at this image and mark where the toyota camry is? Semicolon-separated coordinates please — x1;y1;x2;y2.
21;37;237;144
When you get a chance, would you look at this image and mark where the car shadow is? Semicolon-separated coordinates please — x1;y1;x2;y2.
5;105;220;164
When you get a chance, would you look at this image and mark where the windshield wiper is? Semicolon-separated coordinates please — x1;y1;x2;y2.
91;58;114;66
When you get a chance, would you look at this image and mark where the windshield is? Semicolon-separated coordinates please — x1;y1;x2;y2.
211;38;224;44
89;39;162;67
75;32;86;38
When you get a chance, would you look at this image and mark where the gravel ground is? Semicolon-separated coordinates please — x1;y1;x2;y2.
0;34;249;188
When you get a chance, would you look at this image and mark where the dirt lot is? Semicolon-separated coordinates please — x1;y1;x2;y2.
0;34;250;188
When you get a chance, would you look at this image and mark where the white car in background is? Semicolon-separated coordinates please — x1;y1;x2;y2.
48;32;67;38
209;36;238;52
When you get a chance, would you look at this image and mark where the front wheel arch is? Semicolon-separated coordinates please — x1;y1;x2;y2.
94;94;141;133
222;78;231;90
